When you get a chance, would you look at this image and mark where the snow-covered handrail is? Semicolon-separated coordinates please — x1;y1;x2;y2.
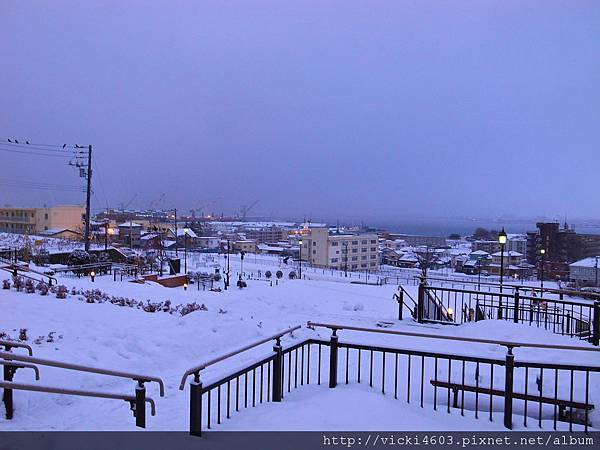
0;339;33;355
306;321;600;352
0;351;164;396
179;324;302;390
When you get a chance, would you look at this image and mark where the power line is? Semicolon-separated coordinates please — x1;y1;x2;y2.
1;141;81;153
0;146;73;158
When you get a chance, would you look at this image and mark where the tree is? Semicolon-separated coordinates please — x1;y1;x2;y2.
414;246;438;279
448;233;461;240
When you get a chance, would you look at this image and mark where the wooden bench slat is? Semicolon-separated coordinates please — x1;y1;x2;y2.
430;380;593;410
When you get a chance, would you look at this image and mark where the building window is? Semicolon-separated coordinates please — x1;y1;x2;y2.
352;240;358;245
361;256;367;260
370;255;376;259
331;242;339;246
371;247;376;252
331;258;338;263
361;248;367;252
361;240;367;244
44;213;48;220
352;248;358;253
371;240;377;244
351;256;358;261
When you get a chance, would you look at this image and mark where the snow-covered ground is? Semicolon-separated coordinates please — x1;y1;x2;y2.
1;253;599;431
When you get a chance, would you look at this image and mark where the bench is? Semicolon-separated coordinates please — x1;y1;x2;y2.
430;380;594;422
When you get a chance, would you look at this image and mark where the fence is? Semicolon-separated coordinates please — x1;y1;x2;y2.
0;346;164;427
179;322;599;436
417;281;600;345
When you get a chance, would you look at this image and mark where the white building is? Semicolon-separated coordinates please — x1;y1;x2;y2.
300;227;379;271
569;257;600;286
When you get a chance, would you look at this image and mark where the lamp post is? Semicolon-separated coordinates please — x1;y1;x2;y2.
539;248;546;292
477;258;482;291
498;228;507;293
298;239;303;279
595;256;599;287
90;270;95;282
343;241;348;277
224;239;230;290
240;251;245;281
104;220;109;251
183;227;189;275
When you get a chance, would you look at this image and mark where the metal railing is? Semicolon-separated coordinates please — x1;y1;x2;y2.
0;351;164;427
179;325;302;435
180;322;598;435
417;281;600;345
308;322;599;433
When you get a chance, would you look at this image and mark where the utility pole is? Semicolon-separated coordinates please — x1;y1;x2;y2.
84;145;93;252
174;208;178;257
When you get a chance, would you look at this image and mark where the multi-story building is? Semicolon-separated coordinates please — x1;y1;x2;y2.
0;205;85;235
245;226;289;244
526;222;596;280
300;227;379;271
471;240;500;254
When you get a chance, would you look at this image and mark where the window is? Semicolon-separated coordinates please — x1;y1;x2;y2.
361;248;367;252
361;263;367;268
371;240;377;244
352;248;358;253
331;258;338;263
44;213;48;220
331;242;339;246
352;240;358;245
361;256;367;260
313;250;316;254
313;242;316;246
370;255;376;259
351;256;358;261
361;240;367;244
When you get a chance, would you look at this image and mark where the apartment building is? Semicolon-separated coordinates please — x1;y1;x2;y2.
245;226;289;244
300;227;379;271
0;205;85;235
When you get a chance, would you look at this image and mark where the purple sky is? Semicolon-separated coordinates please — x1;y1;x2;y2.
1;1;599;223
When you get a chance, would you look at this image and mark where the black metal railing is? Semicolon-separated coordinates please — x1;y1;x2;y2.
310;322;599;433
180;325;303;436
181;322;599;435
0;350;164;427
418;282;600;345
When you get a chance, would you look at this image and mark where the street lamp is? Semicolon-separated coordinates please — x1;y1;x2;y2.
239;251;245;281
539;248;546;292
224;239;230;290
90;270;96;282
343;241;349;277
595;256;599;287
298;239;303;279
183;227;189;275
498;228;507;293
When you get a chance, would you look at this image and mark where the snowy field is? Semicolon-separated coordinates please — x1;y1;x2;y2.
1;253;599;432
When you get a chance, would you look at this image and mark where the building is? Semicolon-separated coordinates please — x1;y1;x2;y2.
197;236;221;250
0;205;85;235
118;222;143;247
300;227;379;271
388;234;447;248
488;251;524;276
569;257;600;287
526;222;591;281
471;240;500;254
231;240;258;253
246;226;289;244
38;228;82;240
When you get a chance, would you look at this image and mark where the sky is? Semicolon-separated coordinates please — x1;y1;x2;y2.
1;1;599;224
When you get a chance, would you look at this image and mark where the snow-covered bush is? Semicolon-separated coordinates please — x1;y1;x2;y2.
276;270;283;279
2;279;10;290
213;273;222;282
353;303;364;311
265;270;272;279
19;328;28;341
288;271;297;279
56;285;68;299
25;279;35;293
68;248;90;275
13;276;24;291
37;282;49;295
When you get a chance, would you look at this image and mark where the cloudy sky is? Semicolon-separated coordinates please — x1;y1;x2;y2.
1;1;599;223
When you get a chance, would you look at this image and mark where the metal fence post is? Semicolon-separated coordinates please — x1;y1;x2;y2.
417;279;425;323
592;302;600;346
3;364;14;419
503;347;515;429
398;290;404;321
190;373;203;436
272;338;283;402
329;330;339;388
513;290;520;324
135;381;146;428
